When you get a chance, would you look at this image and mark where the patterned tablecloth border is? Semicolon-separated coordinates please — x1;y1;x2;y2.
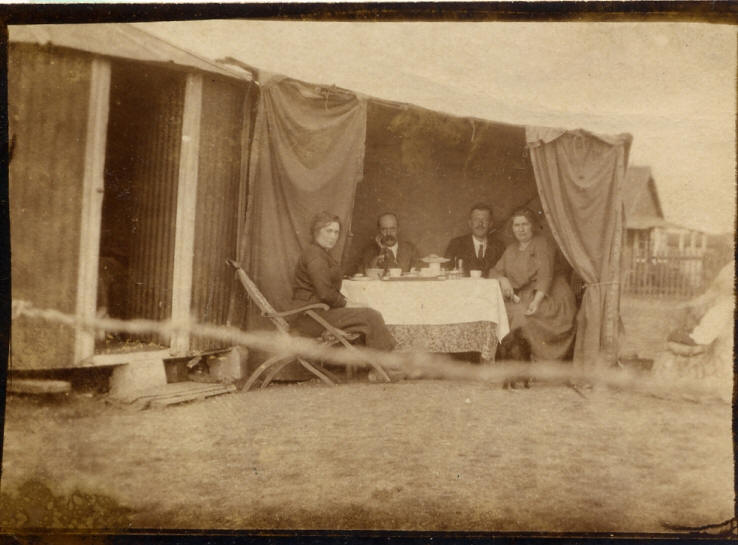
388;321;498;361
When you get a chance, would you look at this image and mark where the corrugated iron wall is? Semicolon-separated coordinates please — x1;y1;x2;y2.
9;44;92;369
189;76;247;351
105;61;185;344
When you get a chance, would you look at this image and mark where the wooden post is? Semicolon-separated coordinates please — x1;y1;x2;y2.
659;253;666;297
74;58;111;363
170;73;203;355
630;239;636;294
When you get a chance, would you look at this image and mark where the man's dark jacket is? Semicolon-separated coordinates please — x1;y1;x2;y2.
444;233;505;276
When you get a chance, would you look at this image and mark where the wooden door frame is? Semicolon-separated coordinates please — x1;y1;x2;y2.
75;65;206;361
74;58;111;363
170;73;203;355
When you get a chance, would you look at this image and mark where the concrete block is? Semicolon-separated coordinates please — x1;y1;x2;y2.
109;357;167;399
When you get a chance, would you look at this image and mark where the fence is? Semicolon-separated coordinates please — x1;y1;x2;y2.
623;251;715;298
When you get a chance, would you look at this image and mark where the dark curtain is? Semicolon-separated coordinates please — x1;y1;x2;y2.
526;126;632;366
235;76;367;328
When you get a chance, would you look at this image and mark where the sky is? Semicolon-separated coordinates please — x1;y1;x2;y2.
136;21;737;235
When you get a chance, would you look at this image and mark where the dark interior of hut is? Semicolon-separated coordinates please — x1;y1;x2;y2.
97;60;185;351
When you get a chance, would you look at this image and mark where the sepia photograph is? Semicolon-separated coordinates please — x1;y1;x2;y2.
3;10;736;535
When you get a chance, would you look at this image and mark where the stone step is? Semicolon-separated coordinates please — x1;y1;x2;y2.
8;378;71;395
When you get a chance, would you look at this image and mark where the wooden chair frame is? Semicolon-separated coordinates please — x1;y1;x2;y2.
226;260;391;391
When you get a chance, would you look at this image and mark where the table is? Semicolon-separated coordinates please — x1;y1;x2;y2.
341;278;510;361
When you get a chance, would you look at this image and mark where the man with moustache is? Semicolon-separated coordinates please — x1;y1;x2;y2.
359;212;421;274
444;203;505;277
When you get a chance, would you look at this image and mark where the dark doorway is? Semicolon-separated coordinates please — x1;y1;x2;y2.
97;61;185;349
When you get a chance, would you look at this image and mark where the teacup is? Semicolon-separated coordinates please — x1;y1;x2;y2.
469;269;482;278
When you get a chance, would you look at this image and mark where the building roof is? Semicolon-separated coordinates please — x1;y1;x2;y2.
623;165;665;229
9;23;248;81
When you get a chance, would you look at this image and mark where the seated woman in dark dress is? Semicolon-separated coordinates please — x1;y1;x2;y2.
290;211;397;352
488;207;577;361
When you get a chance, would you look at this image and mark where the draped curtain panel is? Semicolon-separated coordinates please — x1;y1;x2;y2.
526;127;632;367
236;76;367;328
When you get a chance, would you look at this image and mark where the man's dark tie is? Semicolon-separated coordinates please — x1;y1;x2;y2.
381;248;397;269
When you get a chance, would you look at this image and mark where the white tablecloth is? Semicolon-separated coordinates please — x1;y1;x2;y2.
341;278;510;340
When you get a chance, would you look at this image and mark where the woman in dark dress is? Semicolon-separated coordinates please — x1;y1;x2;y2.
290;212;396;351
488;208;577;361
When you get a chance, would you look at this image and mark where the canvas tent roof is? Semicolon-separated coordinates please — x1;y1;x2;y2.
9;23;248;81
623;165;665;229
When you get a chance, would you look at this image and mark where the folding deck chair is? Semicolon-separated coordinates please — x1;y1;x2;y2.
227;260;391;391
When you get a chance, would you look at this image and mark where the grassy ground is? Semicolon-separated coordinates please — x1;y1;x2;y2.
1;296;733;533
2;380;733;532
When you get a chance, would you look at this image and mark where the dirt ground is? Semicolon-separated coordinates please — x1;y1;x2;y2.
1;297;734;533
619;295;686;360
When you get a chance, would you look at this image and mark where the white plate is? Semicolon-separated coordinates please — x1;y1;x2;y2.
421;255;450;264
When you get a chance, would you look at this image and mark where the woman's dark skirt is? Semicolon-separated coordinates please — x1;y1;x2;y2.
290;306;396;351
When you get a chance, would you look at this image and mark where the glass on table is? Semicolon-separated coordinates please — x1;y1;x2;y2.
446;260;462;279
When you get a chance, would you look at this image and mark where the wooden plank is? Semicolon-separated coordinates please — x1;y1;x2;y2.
631;251;638;294
653;258;659;296
642;258;648;294
8;379;71;395
113;381;229;404
170;73;203;355
74;58;112;363
633;231;645;295
672;255;678;297
630;257;635;294
109;382;235;409
82;349;172;367
673;254;679;297
113;381;200;404
148;384;235;408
